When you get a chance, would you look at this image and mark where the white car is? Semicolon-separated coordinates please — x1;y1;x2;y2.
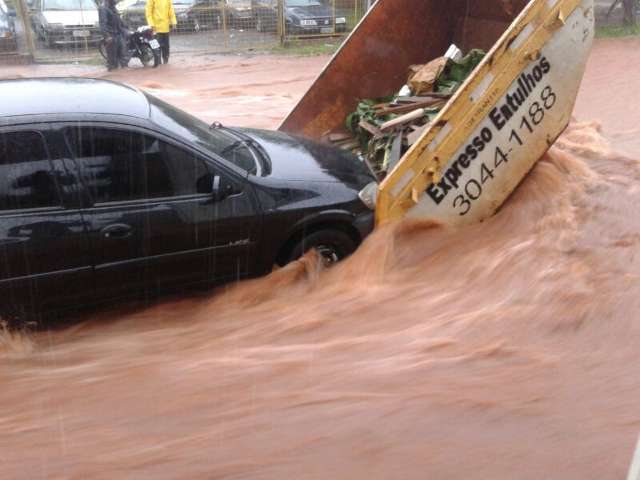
31;0;102;47
116;0;138;13
0;0;17;52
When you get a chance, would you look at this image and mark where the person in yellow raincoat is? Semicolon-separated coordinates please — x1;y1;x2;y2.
145;0;176;64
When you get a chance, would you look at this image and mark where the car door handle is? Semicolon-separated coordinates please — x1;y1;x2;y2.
101;223;133;239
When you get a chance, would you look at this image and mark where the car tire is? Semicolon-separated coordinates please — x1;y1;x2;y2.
0;303;35;329
287;229;356;266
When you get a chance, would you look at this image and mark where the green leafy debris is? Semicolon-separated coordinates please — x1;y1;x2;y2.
340;48;486;179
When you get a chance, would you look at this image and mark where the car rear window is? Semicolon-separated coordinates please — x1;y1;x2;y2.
0;131;61;211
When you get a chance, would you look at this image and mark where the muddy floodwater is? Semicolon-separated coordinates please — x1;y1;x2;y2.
2;37;640;478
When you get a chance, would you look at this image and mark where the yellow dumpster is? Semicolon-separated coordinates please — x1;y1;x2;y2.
279;0;595;226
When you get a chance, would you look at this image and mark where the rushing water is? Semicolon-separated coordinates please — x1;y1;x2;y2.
1;121;639;479
2;39;640;479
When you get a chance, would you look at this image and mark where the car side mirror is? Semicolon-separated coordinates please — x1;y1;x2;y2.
211;174;241;202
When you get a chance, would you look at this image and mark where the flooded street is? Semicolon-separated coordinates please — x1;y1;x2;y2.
0;54;327;130
2;36;640;478
574;36;640;156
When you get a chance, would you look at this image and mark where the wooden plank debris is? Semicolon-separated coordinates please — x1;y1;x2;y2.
380;108;426;132
376;98;446;116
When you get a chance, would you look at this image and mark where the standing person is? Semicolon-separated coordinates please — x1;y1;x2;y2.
145;0;176;64
99;0;128;70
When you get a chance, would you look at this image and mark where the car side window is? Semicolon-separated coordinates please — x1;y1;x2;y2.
65;127;213;204
0;130;62;211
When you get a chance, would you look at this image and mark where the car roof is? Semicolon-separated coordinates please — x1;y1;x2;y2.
0;78;151;119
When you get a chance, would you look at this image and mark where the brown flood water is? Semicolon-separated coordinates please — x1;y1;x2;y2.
2;38;640;478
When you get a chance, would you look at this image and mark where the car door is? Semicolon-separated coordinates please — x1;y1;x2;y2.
62;123;259;302
0;126;92;315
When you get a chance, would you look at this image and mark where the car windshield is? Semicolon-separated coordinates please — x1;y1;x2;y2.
43;0;96;10
147;93;259;175
286;0;321;6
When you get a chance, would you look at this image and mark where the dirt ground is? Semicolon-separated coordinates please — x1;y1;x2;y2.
2;37;640;479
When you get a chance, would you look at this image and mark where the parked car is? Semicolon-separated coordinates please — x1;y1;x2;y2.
175;0;222;31
119;0;147;29
0;78;376;320
2;0;15;18
252;0;346;35
0;0;17;53
30;0;101;47
252;0;276;32
225;0;253;28
121;0;222;32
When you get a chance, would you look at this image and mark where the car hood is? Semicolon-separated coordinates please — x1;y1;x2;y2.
42;9;98;24
240;128;376;187
286;4;331;17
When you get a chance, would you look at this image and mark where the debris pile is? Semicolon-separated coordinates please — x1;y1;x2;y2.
326;47;485;179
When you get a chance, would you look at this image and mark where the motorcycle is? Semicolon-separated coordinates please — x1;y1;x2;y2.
99;26;161;68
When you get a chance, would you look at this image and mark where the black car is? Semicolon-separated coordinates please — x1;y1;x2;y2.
251;0;277;32
121;0;222;32
226;0;253;28
284;0;347;35
0;78;376;320
252;0;347;35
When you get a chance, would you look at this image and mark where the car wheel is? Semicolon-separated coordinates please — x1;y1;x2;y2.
0;303;36;330
287;229;356;267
